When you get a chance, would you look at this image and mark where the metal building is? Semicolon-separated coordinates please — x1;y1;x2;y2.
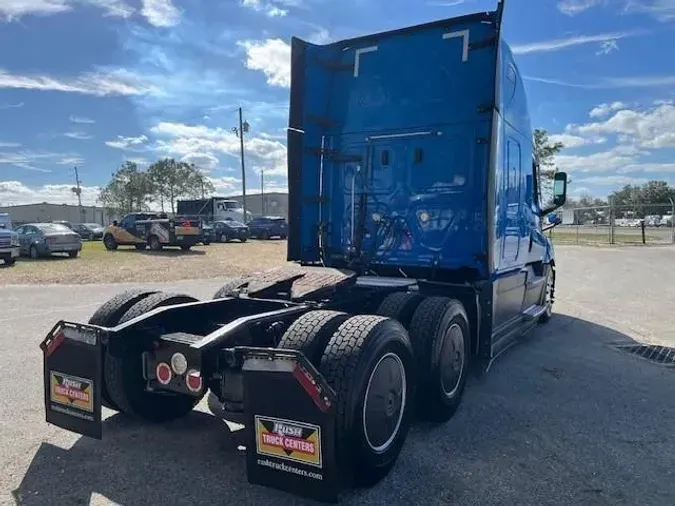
0;203;112;226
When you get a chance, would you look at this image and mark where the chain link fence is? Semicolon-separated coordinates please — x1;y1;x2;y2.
549;202;675;245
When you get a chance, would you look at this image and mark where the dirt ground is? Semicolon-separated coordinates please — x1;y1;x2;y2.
0;239;290;285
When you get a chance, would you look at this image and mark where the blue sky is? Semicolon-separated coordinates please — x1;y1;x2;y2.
0;0;674;206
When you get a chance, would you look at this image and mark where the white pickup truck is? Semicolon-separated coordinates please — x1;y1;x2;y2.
0;213;20;266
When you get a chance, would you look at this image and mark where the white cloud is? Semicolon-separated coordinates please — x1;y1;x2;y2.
426;0;468;6
140;0;180;27
151;121;288;177
573;176;650;186
596;39;619;55
524;74;675;89
56;156;84;165
69;115;95;124
208;176;242;193
181;152;220;171
0;142;21;148
238;39;291;88
558;0;675;21
511;31;638;55
105;134;149;150
0;67;156;97
0;0;133;21
549;133;607;147
589;101;628;118
568;103;675;149
623;0;675;22
557;0;603;16
0;180;101;206
554;145;642;173
64;131;92;140
127;157;149;166
0;102;24;110
241;0;288;17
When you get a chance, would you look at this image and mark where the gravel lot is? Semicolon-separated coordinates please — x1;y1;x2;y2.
0;240;289;285
2;246;674;505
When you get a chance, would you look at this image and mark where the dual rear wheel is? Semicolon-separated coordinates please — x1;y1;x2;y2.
276;293;471;485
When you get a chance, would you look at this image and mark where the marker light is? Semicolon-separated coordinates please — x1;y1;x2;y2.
186;369;203;393
156;363;172;385
170;352;188;375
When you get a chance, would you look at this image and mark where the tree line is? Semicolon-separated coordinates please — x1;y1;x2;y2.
99;159;215;216
98;131;673;221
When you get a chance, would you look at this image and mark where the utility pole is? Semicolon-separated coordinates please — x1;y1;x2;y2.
72;166;83;222
232;108;250;220
261;168;265;216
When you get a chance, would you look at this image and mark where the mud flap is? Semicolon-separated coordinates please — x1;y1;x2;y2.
40;321;103;439
241;348;339;503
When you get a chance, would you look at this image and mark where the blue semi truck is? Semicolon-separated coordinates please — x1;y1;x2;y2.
40;1;567;502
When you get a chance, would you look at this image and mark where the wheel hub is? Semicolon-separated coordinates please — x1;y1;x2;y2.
363;352;406;453
440;323;465;398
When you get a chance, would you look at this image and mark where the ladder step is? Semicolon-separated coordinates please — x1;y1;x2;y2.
522;305;547;321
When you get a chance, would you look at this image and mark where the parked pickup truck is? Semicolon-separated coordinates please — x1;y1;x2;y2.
0;213;20;266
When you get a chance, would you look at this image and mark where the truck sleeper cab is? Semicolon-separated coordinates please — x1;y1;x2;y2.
40;1;567;502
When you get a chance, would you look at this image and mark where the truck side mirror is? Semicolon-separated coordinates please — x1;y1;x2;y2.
552;172;567;207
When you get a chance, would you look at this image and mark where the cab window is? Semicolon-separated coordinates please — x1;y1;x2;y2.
121;215;135;229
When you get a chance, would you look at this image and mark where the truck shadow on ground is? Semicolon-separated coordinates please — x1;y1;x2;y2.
14;315;675;506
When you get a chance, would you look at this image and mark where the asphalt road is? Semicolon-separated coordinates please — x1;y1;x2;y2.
2;246;674;505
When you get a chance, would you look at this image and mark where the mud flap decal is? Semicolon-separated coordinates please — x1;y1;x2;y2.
40;322;103;439
242;348;339;503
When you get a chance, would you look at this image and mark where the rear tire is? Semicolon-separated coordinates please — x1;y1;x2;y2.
5;257;15;266
88;290;159;410
319;315;414;487
103;234;117;251
213;277;249;299
68;251;78;258
240;238;247;243
180;245;191;251
104;292;203;422
30;245;39;259
261;230;270;240
278;310;350;366
376;292;424;329
135;244;146;250
408;297;470;423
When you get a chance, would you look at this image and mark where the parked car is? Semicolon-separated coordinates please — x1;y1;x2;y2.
15;223;82;258
247;216;288;240
0;213;19;266
213;220;249;242
198;223;214;245
73;222;105;240
52;220;75;230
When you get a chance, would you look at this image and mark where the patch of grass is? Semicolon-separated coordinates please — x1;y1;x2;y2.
548;230;660;245
0;239;290;285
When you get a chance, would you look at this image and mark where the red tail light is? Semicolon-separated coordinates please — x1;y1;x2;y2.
186;369;203;393
181;220;191;227
156;363;172;385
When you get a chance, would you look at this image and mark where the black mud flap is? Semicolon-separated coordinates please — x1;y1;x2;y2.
39;321;103;440
241;348;339;503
